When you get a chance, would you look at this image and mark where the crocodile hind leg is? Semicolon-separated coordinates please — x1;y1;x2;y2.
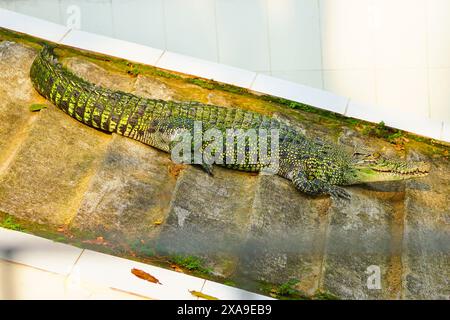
168;133;215;176
291;170;351;200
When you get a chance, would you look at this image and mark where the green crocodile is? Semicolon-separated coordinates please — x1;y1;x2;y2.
30;45;430;200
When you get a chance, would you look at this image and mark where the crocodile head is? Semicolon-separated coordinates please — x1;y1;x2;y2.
343;153;430;185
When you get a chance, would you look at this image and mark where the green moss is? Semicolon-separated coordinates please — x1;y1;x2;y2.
129;239;155;257
261;279;310;300
0;216;24;231
276;279;302;297
187;77;215;90
0;27;50;50
186;78;248;95
169;255;212;275
258;95;350;123
223;280;237;287
312;290;340;300
126;65;140;77
260;280;341;300
361;121;410;145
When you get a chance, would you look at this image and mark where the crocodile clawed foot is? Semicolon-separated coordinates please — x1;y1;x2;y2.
200;163;214;176
328;186;351;202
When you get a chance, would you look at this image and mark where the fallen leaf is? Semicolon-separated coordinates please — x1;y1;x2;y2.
189;290;219;300
131;268;162;285
170;264;184;273
30;104;47;112
168;163;185;178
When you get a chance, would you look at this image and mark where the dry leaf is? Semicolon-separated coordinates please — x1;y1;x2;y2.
168;163;185;178
170;264;184;273
30;104;47;112
131;268;162;285
189;290;219;300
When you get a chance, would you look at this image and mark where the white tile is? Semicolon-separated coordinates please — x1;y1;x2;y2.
251;73;348;114
60;0;114;37
426;0;450;68
0;8;69;42
164;0;218;61
319;0;374;69
0;259;146;299
0;260;80;300
323;69;376;106
13;0;62;24
372;0;427;68
429;68;450;123
111;0;165;50
380;113;442;141
345;100;384;124
201;280;273;300
73;250;205;300
0;227;82;275
267;0;322;70
375;68;429;119
442;122;450;142
348;100;443;141
216;0;270;71
88;288;148;300
271;70;324;89
61;29;164;66
157;51;256;88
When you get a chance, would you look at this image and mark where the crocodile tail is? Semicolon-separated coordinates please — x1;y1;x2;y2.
29;44;149;135
40;44;59;66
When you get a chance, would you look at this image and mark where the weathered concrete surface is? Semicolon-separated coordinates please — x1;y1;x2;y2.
0;104;110;225
238;175;329;295
157;166;258;277
133;75;177;101
71;134;177;240
0;39;449;299
0;41;110;225
403;150;450;299
0;42;39;173
65;57;135;92
320;189;403;299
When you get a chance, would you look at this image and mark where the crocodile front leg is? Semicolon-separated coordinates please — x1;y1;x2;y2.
291;170;351;200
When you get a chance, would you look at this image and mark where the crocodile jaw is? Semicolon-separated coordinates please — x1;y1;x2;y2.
345;161;430;185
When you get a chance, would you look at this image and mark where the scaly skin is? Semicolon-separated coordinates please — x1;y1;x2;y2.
30;46;430;200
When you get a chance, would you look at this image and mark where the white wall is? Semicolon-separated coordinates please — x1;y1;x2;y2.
1;0;449;123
